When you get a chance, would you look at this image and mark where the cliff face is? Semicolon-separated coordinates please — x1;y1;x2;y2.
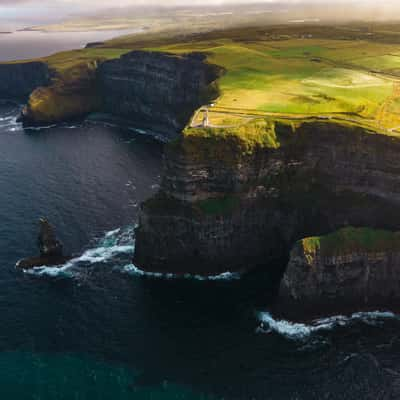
98;51;222;138
134;121;400;274
280;227;400;314
21;61;100;125
1;51;221;128
0;62;50;101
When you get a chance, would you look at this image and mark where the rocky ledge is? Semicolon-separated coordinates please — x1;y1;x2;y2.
280;227;400;316
16;219;71;270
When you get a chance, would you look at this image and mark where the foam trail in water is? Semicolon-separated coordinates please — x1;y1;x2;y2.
25;226;135;278
257;311;398;341
123;263;241;281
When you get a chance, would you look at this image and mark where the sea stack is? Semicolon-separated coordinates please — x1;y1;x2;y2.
16;218;71;270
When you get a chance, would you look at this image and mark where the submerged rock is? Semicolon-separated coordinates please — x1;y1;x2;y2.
280;227;400;316
16;219;71;270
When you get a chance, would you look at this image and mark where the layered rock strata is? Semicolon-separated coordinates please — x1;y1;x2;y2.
280;227;400;315
134;121;400;275
97;51;223;138
1;51;222;132
0;62;50;101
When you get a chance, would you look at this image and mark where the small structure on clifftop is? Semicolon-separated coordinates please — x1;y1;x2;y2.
202;108;209;127
16;218;71;270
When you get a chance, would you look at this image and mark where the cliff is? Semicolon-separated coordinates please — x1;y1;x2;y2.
0;62;50;101
20;60;101;125
134;120;400;275
1;50;222;130
280;227;400;315
97;51;223;138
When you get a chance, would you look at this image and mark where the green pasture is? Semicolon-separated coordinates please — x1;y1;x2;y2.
152;38;396;122
6;23;400;131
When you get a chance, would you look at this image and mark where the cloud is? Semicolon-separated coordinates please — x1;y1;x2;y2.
1;0;399;25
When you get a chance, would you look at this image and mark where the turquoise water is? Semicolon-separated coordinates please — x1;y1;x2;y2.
0;352;213;400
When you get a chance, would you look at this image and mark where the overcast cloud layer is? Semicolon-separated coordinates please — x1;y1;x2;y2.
1;0;399;29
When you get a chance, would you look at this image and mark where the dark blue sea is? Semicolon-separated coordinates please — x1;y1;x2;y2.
1;101;400;399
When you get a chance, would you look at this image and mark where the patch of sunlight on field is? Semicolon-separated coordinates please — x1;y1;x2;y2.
210;46;392;117
303;68;390;88
349;55;400;73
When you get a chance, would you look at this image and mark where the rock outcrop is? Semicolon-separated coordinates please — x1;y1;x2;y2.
98;51;223;139
280;227;400;315
0;62;50;101
20;60;101;125
134;120;400;275
16;219;71;270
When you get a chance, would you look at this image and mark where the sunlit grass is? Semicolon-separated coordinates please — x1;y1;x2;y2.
301;227;400;258
5;23;400;129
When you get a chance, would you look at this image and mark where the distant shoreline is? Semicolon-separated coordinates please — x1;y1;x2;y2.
17;26;136;34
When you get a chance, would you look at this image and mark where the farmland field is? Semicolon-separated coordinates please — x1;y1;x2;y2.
149;35;400;131
8;23;400;133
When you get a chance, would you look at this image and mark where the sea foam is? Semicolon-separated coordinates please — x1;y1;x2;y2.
24;226;135;278
123;264;241;281
257;311;398;340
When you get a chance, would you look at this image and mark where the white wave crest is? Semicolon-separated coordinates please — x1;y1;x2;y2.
123;263;241;281
24;124;58;131
257;311;398;340
24;264;75;278
25;226;135;278
0;116;14;122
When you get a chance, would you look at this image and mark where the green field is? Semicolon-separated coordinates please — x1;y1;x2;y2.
103;23;400;133
301;227;400;258
149;37;399;131
8;23;400;132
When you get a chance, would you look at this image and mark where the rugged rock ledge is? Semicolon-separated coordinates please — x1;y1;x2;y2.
280;227;400;316
0;62;50;101
134;121;400;275
98;51;223;138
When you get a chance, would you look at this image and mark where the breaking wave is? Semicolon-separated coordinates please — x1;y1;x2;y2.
257;311;398;341
123;263;241;281
24;226;135;278
0;107;21;133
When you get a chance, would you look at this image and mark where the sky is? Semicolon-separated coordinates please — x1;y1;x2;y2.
0;0;399;28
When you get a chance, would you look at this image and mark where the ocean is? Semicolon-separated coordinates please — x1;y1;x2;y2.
1;102;400;399
0;29;140;62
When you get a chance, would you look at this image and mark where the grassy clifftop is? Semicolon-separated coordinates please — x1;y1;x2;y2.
11;48;129;123
6;23;400;130
301;227;400;258
108;23;400;134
